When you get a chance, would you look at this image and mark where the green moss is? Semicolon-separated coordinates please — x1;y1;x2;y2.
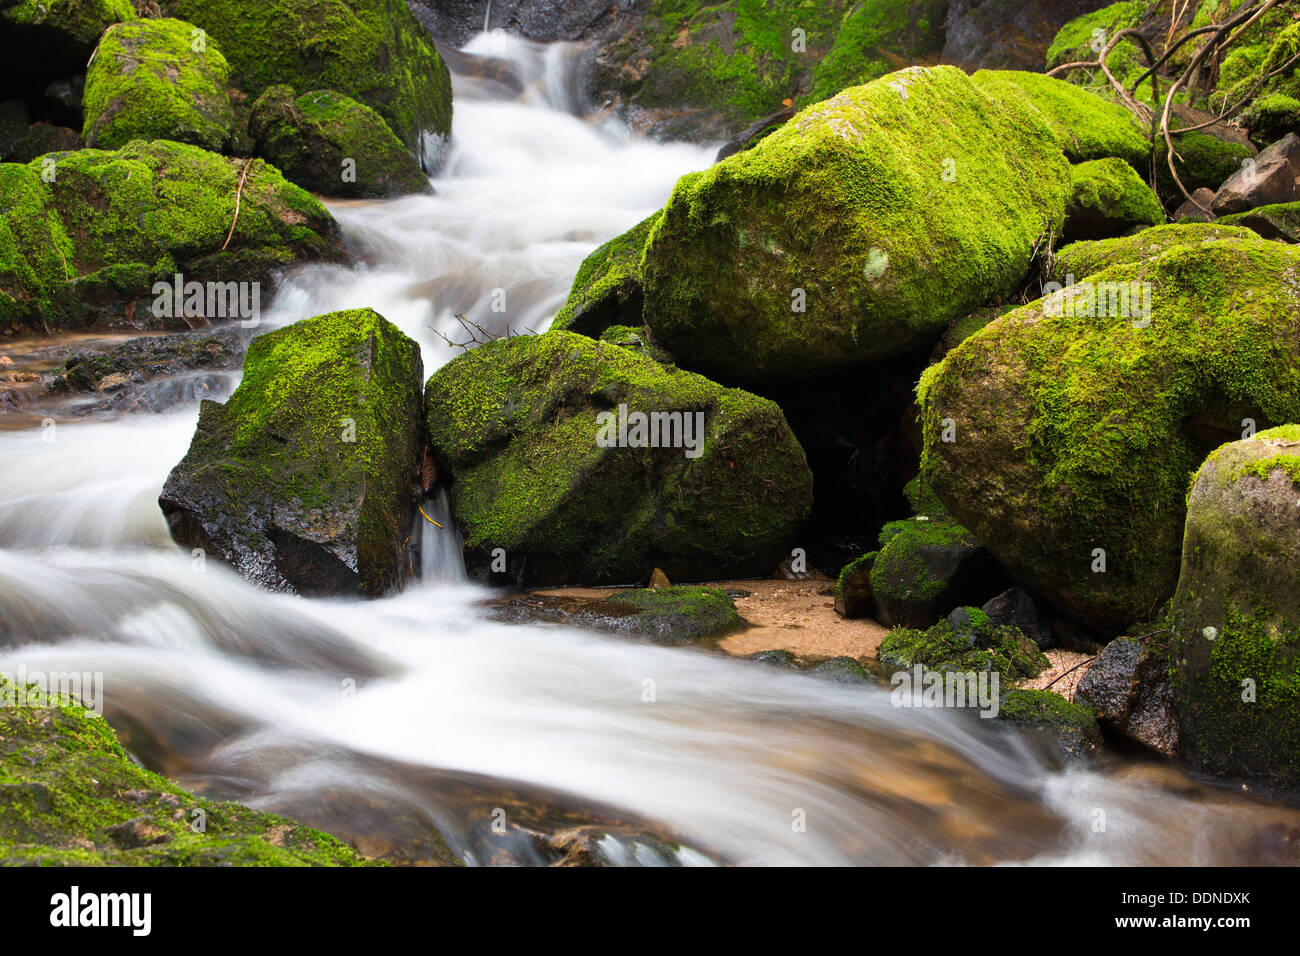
3;0;136;44
1;139;340;332
249;86;430;198
869;516;972;609
1050;222;1257;282
1159;130;1256;197
1224;424;1300;486
903;474;946;516
642;65;1069;385
601;586;746;642
424;330;813;584
0;677;374;865
163;308;425;596
1218;201;1300;243
552;212;661;336
1065;157;1165;240
878;612;1049;682
161;0;452;164
921;234;1300;630
996;689;1101;756
802;0;946;104
1239;92;1300;146
82;17;235;151
1045;1;1151;93
972;69;1151;170
833;549;876;618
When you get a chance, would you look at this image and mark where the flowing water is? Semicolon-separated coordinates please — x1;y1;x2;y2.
2;34;1300;866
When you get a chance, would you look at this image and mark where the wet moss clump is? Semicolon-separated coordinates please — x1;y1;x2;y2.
1064;157;1165;241
82;17;236;151
642;65;1069;386
1219;201;1300;243
1050;222;1258;282
600;586;747;644
552;212;661;337
996;689;1102;758
878;609;1049;683
0;678;374;865
424;330;813;585
249;86;431;198
921;234;1300;631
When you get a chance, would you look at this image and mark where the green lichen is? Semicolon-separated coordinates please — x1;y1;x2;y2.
552;212;661;337
0;677;374;865
972;69;1151;170
642;65;1070;386
160;0;452;164
920;234;1300;631
82;17;236;151
424;330;813;585
249;86;431;198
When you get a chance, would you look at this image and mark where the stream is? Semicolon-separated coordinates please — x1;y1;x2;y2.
2;32;1299;866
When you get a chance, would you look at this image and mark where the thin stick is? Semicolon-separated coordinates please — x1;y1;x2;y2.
221;159;255;251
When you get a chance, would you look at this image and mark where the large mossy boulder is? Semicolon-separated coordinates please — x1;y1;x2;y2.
159;309;427;598
424;330;813;585
1170;426;1300;790
551;211;659;338
0;139;343;333
82;17;236;151
0;677;372;865
1063;157;1165;242
920;234;1300;632
161;0;452;170
249;86;430;198
971;69;1151;170
640;65;1070;387
0;0;136;88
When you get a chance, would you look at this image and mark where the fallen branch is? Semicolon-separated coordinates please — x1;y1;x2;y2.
221;159;256;251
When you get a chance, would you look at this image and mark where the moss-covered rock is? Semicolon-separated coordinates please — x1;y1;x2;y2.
1240;92;1300;147
920;234;1300;631
1219;200;1300;242
159;308;427;597
870;516;1008;628
1158;129;1256;199
879;608;1049;683
972;69;1151;170
598;586;747;644
1170;425;1300;790
0;139;342;333
161;0;452;169
995;688;1102;758
833;550;876;618
82;17;236;152
642;66;1070;386
0;0;136;86
249;86;430;198
1044;1;1149;90
552;212;660;337
596;324;674;364
1064;157;1165;241
1049;221;1258;282
0;678;372;865
424;330;813;585
803;0;947;104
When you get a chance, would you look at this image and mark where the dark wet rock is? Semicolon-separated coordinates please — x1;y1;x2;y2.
995;688;1102;760
159;309;427;598
746;648;798;669
1173;187;1217;223
810;656;872;684
484;586;748;646
833;552;876;619
982;587;1055;650
1076;635;1178;756
944;0;1115;72
3;121;81;163
1211;132;1300;215
47;328;246;395
42;75;84;128
715;106;795;162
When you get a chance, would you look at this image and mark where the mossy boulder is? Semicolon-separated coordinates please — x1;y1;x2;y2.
1219;201;1300;242
1158;130;1256;200
1170;425;1300;790
920;235;1300;632
424;330;813;585
596;586;747;644
0;678;372;865
0;139;342;333
552;211;659;338
82;17;236;152
972;69;1151;170
641;66;1070;386
995;689;1102;759
249;86;431;199
1044;1;1148;91
0;0;136;86
803;0;947;105
870;516;1008;628
879;607;1049;683
1241;92;1300;147
161;0;452;170
1064;157;1165;242
159;308;427;598
833;550;876;619
1049;222;1259;283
